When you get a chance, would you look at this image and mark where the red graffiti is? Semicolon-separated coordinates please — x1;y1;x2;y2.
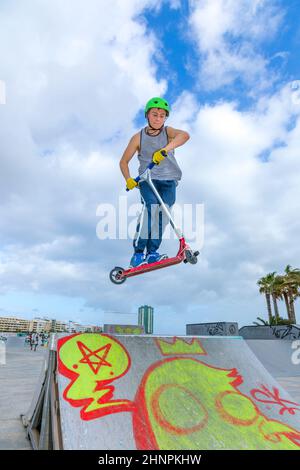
251;385;300;416
76;341;113;374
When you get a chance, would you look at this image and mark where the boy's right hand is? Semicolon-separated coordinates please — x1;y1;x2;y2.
126;177;138;190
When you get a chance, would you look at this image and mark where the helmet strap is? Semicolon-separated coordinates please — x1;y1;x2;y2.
146;121;164;135
146;111;167;135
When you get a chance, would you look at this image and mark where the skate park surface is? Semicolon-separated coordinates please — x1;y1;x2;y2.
0;335;46;449
240;325;300;403
1;330;300;450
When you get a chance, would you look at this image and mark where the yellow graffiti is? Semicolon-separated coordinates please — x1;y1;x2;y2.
156;338;206;356
115;326;143;335
58;334;134;419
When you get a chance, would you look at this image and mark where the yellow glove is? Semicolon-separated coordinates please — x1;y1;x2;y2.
126;177;138;190
152;148;167;165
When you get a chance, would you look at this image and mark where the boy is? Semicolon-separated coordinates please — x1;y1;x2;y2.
119;97;190;267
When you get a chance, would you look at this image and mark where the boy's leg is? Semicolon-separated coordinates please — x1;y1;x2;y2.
159;180;177;241
133;181;160;253
147;180;176;253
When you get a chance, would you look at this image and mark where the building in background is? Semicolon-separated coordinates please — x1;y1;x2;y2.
67;322;102;333
29;318;51;333
67;321;87;333
0;315;101;333
92;326;103;333
50;319;67;333
138;305;154;334
0;316;30;333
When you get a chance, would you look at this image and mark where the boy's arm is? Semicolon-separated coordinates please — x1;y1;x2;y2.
119;133;140;181
164;127;190;152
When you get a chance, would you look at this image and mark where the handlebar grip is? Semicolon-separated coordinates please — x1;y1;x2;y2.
126;176;141;192
152;149;168;166
125;151;168;190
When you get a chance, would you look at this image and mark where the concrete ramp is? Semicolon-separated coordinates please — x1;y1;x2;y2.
246;339;300;403
239;326;300;404
24;333;300;450
55;333;300;450
246;340;300;378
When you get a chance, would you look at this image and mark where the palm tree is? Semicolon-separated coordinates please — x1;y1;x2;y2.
257;272;278;323
275;274;292;321
253;315;293;326
271;274;283;321
282;265;300;324
257;268;300;324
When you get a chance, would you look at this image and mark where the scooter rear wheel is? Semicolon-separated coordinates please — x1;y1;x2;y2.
110;267;126;284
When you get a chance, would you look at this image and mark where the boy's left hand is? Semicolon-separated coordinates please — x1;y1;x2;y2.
152;148;167;165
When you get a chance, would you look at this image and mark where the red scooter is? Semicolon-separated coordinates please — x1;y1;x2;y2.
110;156;199;284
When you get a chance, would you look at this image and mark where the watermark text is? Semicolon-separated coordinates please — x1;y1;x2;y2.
96;197;204;249
0;80;6;105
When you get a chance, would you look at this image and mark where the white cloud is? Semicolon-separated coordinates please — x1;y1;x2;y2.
168;0;181;9
189;0;284;91
0;80;6;104
1;1;300;332
0;0;166;153
0;0;167;316
173;84;300;299
0;0;167;237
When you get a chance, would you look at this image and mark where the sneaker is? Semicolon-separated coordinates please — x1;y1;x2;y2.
146;252;168;264
129;252;147;268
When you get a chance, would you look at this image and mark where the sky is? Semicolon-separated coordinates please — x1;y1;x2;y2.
0;0;300;334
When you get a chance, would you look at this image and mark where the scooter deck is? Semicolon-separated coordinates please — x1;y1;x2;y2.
122;254;184;279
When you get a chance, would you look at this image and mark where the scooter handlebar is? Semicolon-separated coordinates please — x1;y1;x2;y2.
126;150;167;191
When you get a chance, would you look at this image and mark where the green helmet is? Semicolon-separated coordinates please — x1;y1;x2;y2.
145;97;170;116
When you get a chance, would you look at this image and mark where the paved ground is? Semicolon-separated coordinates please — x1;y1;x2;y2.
0;336;46;450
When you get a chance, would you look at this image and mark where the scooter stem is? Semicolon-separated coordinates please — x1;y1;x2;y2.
141;169;183;241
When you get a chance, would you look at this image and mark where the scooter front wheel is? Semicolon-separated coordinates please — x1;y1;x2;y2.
185;250;199;265
110;267;126;284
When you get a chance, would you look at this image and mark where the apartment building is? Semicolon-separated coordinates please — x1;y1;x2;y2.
0;316;101;333
0;316;30;333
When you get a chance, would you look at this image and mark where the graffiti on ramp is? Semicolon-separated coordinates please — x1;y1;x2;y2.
58;333;135;420
57;334;300;450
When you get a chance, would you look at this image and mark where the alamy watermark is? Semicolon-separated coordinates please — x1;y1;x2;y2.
96;197;204;249
0;80;6;105
291;340;300;366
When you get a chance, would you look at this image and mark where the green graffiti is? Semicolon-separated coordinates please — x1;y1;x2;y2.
156;338;206;356
140;358;300;450
115;326;142;335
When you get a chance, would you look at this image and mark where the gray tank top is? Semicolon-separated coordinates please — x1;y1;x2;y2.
138;126;182;181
